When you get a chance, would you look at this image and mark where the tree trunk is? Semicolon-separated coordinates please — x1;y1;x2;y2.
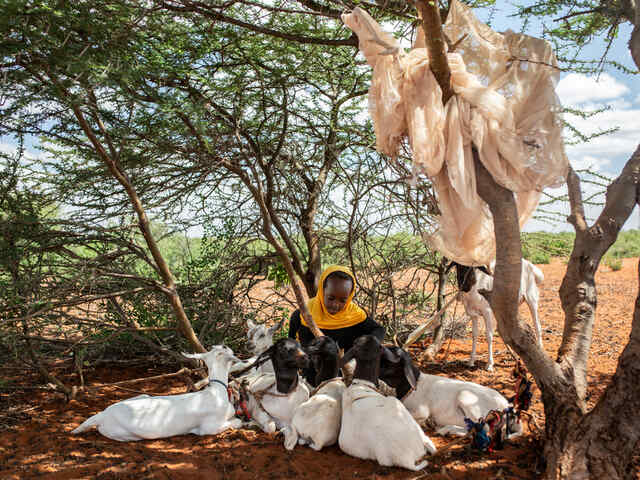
545;259;640;480
543;148;640;479
63;89;206;353
476;143;640;479
424;256;449;359
412;3;640;477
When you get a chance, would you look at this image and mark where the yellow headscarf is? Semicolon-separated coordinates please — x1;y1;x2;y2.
301;265;367;330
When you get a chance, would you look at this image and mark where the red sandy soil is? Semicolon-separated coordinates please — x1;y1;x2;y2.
1;258;639;479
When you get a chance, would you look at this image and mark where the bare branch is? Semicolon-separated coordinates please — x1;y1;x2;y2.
566;166;588;233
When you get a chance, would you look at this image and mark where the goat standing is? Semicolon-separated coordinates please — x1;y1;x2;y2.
451;259;544;370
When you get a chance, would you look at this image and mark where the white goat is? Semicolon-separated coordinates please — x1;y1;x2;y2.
283;337;345;451
229;318;282;376
71;345;242;441
284;379;345;451
453;259;544;371
233;338;310;434
338;335;436;471
380;346;523;438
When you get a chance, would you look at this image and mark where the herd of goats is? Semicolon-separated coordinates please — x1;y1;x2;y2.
71;260;543;471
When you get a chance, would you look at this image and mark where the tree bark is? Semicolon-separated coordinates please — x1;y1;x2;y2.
621;0;640;69
414;1;454;104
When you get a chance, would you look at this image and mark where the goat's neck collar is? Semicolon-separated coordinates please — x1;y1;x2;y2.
208;363;231;387
209;378;228;390
396;371;421;400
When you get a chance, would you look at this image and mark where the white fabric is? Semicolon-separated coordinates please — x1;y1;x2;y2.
341;1;568;265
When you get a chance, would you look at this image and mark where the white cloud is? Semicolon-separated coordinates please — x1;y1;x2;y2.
568;155;610;172
557;73;629;106
607;98;633;110
563;105;640;158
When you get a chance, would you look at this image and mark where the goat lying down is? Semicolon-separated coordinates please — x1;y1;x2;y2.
71;345;242;441
452;259;544;371
284;336;346;451
380;346;522;438
233;338;310;434
338;335;436;471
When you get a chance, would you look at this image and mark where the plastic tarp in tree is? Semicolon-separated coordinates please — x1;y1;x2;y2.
342;0;568;265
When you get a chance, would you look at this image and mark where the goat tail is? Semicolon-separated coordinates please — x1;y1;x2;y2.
71;411;104;434
531;264;544;284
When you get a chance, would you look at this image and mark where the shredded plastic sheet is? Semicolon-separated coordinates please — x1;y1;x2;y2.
342;0;568;266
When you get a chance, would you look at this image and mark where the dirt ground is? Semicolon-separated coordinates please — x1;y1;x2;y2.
1;258;639;479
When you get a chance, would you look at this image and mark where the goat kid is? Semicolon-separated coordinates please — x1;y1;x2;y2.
71;345;242;441
379;346;522;438
338;335;436;471
284;336;346;451
229;318;284;377
233;338;310;434
451;259;544;371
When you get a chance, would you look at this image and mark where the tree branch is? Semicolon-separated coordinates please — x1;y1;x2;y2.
414;0;454;104
558;143;640;395
159;0;358;47
566;166;588;233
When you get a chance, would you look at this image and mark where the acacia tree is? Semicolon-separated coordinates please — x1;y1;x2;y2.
414;0;640;477
2;0;440;346
1;1;209;352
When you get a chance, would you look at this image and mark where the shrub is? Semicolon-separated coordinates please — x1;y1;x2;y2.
604;256;623;271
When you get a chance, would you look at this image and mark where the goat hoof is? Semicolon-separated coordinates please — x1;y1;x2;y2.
485;364;494;372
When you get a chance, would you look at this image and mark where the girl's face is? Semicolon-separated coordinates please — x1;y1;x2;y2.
323;277;353;315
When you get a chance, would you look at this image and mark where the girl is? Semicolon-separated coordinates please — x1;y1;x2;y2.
288;265;384;352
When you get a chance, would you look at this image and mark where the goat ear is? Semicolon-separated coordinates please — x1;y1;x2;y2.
270;316;286;334
246;318;256;330
381;346;400;363
478;265;492;276
444;261;456;275
339;346;356;368
268;321;282;336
